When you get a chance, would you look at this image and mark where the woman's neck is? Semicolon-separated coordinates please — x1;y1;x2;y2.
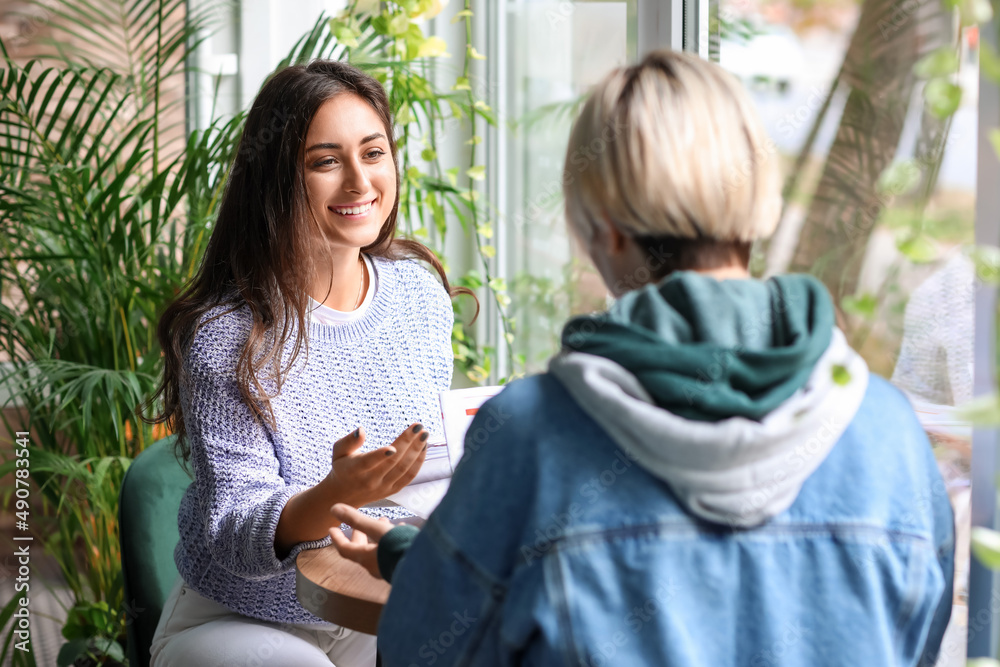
308;250;368;311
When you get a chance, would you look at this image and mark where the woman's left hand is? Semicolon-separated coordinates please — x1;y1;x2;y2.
329;503;395;579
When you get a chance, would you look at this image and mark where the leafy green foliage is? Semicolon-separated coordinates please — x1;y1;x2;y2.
982;41;1000;85
841;293;878;319
896;234;939;263
913;48;960;78
58;604;125;666
959;393;1000;426
923;78;963;118
956;0;994;24
876;160;922;197
0;0;238;661
972;526;1000;569
322;0;515;382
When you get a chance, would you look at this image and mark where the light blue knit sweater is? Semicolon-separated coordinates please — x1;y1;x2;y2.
173;257;454;624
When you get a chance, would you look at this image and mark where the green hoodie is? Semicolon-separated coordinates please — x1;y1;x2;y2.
561;271;835;423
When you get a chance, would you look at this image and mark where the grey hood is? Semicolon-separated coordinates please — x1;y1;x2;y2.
548;328;869;528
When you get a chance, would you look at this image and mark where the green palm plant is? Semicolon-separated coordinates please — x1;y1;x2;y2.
0;0;239;664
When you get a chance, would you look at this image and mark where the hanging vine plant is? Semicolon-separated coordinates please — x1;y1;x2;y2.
310;0;517;383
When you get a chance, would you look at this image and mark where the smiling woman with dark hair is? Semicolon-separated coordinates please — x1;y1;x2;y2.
146;60;471;666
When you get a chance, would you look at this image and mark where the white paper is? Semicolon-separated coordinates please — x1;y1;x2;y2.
386;478;451;519
439;386;503;472
409;441;451;485
386;386;503;517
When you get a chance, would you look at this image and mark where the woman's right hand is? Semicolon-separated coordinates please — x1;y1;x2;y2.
324;424;429;508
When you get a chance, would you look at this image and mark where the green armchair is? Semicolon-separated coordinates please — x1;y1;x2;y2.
118;435;192;667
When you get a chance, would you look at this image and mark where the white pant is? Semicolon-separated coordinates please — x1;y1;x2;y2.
150;579;377;667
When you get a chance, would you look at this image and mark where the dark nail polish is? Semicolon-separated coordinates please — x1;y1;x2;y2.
353;428;360;439
385;449;395;456
420;432;429;442
412;424;423;434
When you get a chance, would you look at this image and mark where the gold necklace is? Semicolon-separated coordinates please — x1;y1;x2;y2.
353;254;366;310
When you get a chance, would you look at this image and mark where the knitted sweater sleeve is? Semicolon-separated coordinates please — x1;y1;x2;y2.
179;312;326;581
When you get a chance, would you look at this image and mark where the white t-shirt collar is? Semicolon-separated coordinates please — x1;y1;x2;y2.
308;253;377;325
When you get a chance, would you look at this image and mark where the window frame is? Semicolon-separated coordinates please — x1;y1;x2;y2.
481;0;685;379
968;3;1000;658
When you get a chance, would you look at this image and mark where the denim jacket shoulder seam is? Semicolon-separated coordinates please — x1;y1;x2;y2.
548;520;935;551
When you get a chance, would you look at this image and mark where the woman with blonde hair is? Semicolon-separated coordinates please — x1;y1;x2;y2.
333;50;953;666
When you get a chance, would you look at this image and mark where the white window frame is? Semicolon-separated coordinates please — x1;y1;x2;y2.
186;0;240;131
969;3;1000;658
187;0;351;132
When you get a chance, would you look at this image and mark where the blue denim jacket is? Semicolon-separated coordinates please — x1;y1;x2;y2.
378;373;954;666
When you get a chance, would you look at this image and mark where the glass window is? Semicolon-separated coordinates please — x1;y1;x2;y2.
716;1;977;661
497;0;630;374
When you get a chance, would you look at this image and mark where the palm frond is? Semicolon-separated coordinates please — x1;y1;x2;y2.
786;0;955;305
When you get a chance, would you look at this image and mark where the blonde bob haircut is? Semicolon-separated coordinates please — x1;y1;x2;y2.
564;50;781;255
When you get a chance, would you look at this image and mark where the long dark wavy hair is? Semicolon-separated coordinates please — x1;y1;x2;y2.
147;60;475;459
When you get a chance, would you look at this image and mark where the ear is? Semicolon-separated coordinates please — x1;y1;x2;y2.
599;215;629;255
